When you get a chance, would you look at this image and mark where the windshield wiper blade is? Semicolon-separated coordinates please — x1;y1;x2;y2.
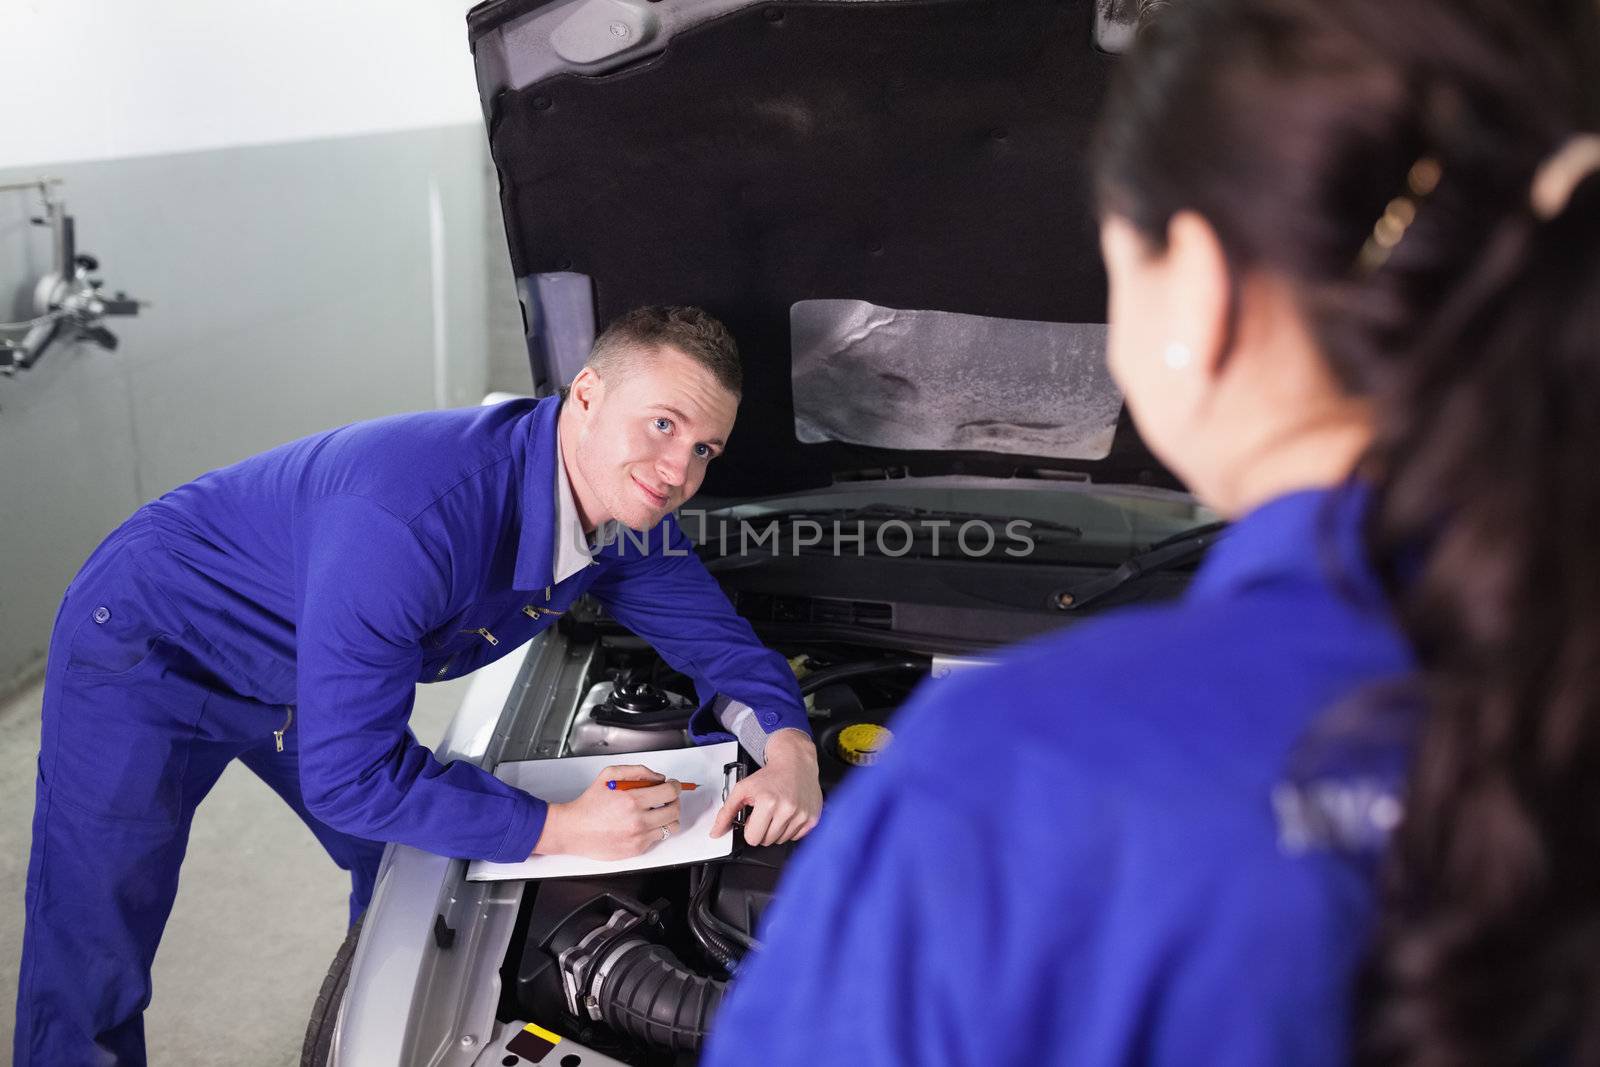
694;504;1085;571
734;503;1084;540
1053;521;1228;612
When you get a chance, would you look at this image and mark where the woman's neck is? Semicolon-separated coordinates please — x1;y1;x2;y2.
1211;405;1374;517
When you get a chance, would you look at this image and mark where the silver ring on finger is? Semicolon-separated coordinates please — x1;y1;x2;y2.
659;824;671;842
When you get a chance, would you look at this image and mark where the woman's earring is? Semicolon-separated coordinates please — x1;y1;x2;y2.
1162;342;1193;370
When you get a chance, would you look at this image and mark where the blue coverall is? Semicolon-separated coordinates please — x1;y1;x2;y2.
705;485;1415;1065
15;395;807;1066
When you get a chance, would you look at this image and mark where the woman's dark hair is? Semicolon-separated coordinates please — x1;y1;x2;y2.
1094;0;1600;1062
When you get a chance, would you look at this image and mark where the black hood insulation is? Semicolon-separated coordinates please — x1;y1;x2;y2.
478;0;1174;496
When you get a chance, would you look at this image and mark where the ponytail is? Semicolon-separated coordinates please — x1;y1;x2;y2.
1357;169;1600;1065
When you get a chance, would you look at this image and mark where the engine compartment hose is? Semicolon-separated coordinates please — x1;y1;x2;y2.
686;865;742;972
691;862;758;954
686;907;739;973
797;658;926;697
594;941;727;1053
695;888;756;954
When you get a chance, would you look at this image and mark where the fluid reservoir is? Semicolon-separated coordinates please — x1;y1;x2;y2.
834;722;894;767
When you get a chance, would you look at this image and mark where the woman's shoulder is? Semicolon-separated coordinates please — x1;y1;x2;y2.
886;588;1410;830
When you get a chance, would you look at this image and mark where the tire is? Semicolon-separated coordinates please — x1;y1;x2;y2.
301;914;365;1067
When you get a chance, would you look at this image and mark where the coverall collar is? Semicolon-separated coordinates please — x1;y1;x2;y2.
1186;480;1385;608
552;429;617;584
512;396;565;592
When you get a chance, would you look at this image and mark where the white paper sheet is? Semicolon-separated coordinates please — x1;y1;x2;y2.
465;742;739;882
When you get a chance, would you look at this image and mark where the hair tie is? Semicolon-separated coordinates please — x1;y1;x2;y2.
1530;134;1600;221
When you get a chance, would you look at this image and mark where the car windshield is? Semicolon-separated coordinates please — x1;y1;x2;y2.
683;481;1218;566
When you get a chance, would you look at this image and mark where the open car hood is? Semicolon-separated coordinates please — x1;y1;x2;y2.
467;0;1174;497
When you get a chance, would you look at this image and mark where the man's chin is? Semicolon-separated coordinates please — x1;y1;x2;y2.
614;501;671;533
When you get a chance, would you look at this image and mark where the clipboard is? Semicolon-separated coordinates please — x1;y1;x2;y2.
466;741;742;882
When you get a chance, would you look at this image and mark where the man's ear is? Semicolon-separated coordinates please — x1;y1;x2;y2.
567;366;603;416
1164;211;1234;385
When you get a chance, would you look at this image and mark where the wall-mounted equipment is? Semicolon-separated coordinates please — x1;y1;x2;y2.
1;179;143;376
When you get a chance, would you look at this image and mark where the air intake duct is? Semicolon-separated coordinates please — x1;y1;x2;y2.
556;903;727;1053
590;941;725;1052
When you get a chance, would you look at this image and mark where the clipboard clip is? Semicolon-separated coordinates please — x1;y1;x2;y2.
722;760;749;830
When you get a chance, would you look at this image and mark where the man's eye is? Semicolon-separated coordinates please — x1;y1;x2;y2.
694;444;712;459
653;417;672;433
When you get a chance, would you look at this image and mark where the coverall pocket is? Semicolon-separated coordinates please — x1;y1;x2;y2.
45;654;206;828
62;596;165;679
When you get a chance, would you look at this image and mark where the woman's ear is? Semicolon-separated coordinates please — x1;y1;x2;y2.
1164;211;1234;385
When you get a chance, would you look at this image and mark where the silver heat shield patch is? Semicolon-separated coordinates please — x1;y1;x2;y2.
790;300;1121;460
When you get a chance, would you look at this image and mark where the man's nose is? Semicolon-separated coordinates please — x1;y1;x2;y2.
656;447;689;487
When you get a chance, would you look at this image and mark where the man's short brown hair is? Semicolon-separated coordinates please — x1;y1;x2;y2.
587;305;742;396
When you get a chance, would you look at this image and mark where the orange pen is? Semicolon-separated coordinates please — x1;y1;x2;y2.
607;779;698;791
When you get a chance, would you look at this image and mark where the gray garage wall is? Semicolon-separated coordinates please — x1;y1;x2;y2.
0;123;529;697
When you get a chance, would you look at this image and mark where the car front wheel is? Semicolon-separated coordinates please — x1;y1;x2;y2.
300;914;363;1067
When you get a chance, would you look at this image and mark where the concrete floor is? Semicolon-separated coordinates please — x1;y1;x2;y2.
0;672;474;1065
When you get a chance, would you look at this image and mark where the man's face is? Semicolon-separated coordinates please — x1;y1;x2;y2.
569;346;740;531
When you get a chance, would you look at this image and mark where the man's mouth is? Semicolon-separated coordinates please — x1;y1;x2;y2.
631;475;669;508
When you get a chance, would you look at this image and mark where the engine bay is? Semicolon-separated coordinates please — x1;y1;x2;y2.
492;632;932;1065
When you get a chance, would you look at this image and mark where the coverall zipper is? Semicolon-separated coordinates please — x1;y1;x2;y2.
274;706;294;753
461;627;499;646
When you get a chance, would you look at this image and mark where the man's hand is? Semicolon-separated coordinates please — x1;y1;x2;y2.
533;765;682;860
711;729;823;846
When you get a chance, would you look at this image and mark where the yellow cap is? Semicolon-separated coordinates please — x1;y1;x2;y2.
836;723;894;767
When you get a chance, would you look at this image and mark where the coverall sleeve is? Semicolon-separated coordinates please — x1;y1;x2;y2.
586;518;808;742
294;494;544;862
701;761;1003;1066
705;675;1363;1067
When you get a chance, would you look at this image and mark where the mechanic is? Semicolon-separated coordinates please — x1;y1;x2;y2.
706;0;1600;1063
14;305;823;1066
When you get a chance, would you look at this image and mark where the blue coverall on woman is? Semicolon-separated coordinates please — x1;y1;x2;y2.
14;395;806;1066
705;485;1414;1065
